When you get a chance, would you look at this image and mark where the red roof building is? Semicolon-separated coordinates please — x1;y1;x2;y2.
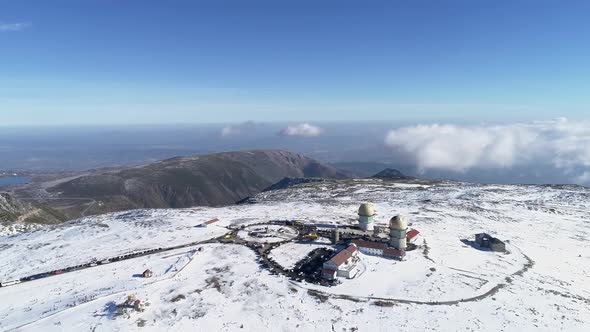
406;229;420;243
328;250;352;267
199;218;220;227
383;247;406;258
351;239;387;250
325;243;359;268
322;244;360;279
352;239;406;260
344;243;358;255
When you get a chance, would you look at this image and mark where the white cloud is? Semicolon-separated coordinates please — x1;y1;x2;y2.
220;121;261;137
278;123;323;137
385;118;590;183
0;22;31;32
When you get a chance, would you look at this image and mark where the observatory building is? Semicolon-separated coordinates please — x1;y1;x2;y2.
348;214;413;261
358;203;375;231
389;215;408;250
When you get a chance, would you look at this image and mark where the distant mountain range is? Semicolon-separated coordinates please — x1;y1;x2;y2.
1;150;347;223
0;150;421;225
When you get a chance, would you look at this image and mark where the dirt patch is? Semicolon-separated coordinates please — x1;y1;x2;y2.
541;288;590;305
205;276;223;292
308;289;330;303
207;265;230;274
171;294;186;303
332;294;366;303
372;300;397;307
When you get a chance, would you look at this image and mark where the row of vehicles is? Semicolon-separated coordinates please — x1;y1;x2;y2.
0;238;206;288
0;279;21;287
0;247;169;288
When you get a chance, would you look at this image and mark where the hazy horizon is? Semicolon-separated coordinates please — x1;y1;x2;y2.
1;119;588;187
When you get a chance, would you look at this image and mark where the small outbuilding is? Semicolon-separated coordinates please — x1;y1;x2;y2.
406;229;420;243
134;299;145;312
198;218;220;228
142;269;153;278
475;233;506;252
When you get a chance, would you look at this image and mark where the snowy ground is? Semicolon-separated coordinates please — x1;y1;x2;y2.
0;209;230;280
236;224;298;243
1;179;589;331
0;247;198;330
302;241;528;302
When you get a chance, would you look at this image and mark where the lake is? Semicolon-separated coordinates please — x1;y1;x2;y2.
0;176;32;187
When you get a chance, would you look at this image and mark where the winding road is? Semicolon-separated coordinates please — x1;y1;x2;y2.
2;219;537;310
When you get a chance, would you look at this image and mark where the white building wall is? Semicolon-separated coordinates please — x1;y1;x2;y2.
390;237;407;250
337;265;358;279
358;215;374;231
358;247;383;256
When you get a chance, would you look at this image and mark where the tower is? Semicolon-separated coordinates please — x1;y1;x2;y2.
389;215;408;250
331;228;340;244
358;203;375;231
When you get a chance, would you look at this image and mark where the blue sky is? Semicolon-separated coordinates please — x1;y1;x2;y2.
1;0;589;126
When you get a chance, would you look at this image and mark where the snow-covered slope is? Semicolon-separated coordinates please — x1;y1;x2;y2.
1;179;589;331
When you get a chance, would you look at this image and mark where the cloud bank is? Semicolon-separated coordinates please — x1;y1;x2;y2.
220;121;261;137
278;123;323;137
0;22;31;32
385;118;590;184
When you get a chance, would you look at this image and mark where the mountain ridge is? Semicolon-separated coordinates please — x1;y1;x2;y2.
37;150;347;219
0;193;65;225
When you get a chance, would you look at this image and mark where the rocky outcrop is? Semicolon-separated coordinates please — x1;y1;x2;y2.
0;193;65;224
